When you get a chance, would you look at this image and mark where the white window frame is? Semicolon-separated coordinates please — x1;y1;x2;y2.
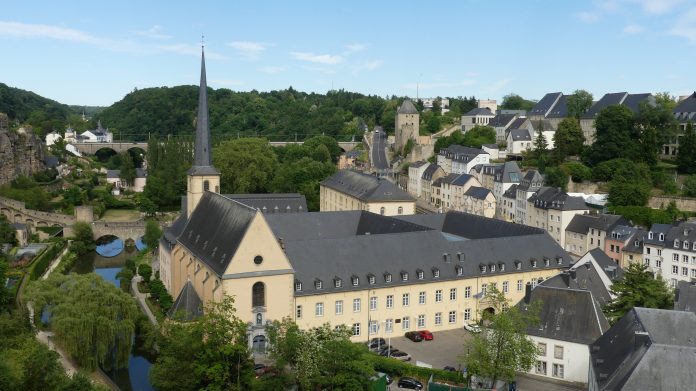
335;300;343;315
315;302;324;317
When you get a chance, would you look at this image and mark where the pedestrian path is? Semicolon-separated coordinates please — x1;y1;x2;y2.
131;275;159;325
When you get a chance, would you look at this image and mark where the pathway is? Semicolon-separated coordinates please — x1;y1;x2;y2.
131;275;158;325
36;330;77;376
41;244;70;280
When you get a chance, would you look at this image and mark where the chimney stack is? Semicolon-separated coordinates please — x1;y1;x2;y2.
524;282;533;305
569;268;577;280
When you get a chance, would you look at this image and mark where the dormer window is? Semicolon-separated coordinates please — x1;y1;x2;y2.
334;278;342;288
685;241;690;249
417;270;424;280
544;258;550;267
515;261;522;270
659;233;664;241
401;272;409;281
384;273;392;283
368;274;376;285
351;276;359;286
490;264;496;272
432;268;440;278
675;240;680;248
531;259;537;268
315;280;323;290
457;252;465;262
635;240;640;246
479;264;486;273
500;263;506;271
648;232;654;239
456;266;463;276
295;281;302;291
556;257;563;265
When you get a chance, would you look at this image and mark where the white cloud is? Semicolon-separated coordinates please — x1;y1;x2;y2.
401;80;476;90
345;43;366;54
259;66;285;74
576;11;601;23
291;51;343;64
486;78;512;94
137;25;171;40
0;21;107;44
227;41;273;60
670;7;696;43
635;0;685;14
623;24;645;34
353;59;383;73
158;43;225;59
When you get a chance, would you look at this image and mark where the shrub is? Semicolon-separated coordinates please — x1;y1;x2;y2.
138;263;152;283
560;162;591;183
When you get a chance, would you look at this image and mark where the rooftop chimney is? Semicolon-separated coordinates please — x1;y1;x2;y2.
524;282;533;305
569;269;577;280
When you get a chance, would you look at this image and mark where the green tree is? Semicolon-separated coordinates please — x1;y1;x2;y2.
586;105;637;165
213;138;278;194
654;92;677;111
27;273;140;371
533;126;548;172
62;187;85;208
608;180;651;207
543;167;569;191
119;152;137;187
553;118;585;160
604;262;674;324
0;214;17;247
427;115;441;133
69;222;95;256
303;135;342;163
143;220;162;251
683;175;696;197
0;254;9;306
500;94;535;111
634;101;677;167
461;125;496;149
462;286;539;387
138;263;152;283
677;122;696;174
566;89;593;119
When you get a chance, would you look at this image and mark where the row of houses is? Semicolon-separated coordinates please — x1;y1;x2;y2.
45;121;114;146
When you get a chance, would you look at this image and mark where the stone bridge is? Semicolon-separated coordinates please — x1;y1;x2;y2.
72;141;148;155
0;196;76;232
268;141;361;151
92;220;146;241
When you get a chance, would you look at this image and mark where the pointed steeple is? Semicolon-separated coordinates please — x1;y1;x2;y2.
188;46;218;175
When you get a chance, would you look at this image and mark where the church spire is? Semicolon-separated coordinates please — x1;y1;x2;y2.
188;44;218;175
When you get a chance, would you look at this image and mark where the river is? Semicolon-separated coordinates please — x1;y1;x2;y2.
71;245;156;391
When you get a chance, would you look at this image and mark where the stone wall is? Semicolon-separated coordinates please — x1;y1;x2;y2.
648;196;696;212
0;196;76;226
0;117;46;186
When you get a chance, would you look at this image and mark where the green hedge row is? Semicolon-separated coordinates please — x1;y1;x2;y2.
29;240;66;280
367;353;464;384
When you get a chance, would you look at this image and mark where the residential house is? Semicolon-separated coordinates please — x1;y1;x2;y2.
45;131;62;146
431;177;444;209
408;161;429;198
488;113;519;143
588;308;696;391
493;161;522;219
664;92;696;156
338;150;362;170
528;119;556;149
619;229;647;269
506;128;533;154
674;280;696;314
80;121;113;143
528;92;563;121
515;170;544;225
501;184;518;222
437;145;489;174
642;221;696;287
462;187;495;218
482;144;503;160
468;163;499;191
564;214;629;258
421;164;445;204
527;187;589;248
580;92;654;146
106;168;147;194
461;108;495;133
440;173;481;211
604;225;638;264
320;170;415;216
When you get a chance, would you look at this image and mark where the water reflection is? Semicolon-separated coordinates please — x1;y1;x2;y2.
95;236;125;258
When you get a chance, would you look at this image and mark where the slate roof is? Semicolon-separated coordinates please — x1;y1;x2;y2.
225;193;307;213
589;308;696;391
488;113;516;127
546;94;569;118
582;92;627;119
321;170;414;202
566;214;627;234
608;225;638;243
520;285;609;344
168;280;204;320
421;164;442;180
464;108;494;116
494;161;522;184
163;213;188;245
450;174;475;186
410;161;428;168
269;210;571;297
508;117;528;130
439;145;487;157
509;128;531;141
541;252;613;308
398;99;419;114
528;187;588;211
674;92;696;121
622;229;647;253
464;186;491;200
675;280;696;313
622;93;654;113
586;247;623;280
517;170;544;192
482;143;499;149
643;223;673;246
529;92;562;117
106;168;147;179
503;184;518;199
178;192;258;276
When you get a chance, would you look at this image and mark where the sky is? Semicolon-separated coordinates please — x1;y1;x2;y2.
1;0;696;107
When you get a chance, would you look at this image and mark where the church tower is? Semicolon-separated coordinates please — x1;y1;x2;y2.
187;46;220;218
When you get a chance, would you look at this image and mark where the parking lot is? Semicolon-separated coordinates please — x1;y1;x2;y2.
378;328;585;391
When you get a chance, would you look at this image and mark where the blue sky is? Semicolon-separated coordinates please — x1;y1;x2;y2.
1;0;695;106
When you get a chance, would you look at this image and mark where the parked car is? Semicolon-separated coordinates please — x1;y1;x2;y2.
367;338;387;350
405;331;423;342
464;322;482;333
418;330;434;340
389;350;412;361
385;373;393;384
397;376;423;389
443;366;457;372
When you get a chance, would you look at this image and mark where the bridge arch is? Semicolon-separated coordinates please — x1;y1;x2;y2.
0;208;10;220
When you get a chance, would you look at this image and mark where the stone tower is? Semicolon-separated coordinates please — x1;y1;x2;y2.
395;99;419;152
187;46;220;218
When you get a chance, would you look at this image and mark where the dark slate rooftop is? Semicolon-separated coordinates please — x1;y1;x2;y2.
225;193;307;213
643;223;673;246
494;161;522;184
520;286;609;344
450;174;475;186
421;164;442;180
439;145;487;159
320;170;414;202
397;99;419;114
178;192;257;276
464;186;491;200
622;93;654;113
529;92;562;117
622;229;647;253
488;113;517;127
589;308;696;391
674;92;696;116
542;252;613;308
528;187;588;211
464;108;494;116
566;214;627;234
482;143;499;149
675;280;696;313
503;183;518;198
397;210;548;239
509;128;531;141
508;117;528;130
581;92;627;119
546;94;569;118
168;280;204;320
586;247;623;280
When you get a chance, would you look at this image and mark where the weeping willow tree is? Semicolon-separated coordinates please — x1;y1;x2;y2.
27;273;139;371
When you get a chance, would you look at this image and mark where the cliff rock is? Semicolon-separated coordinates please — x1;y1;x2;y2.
0;114;46;185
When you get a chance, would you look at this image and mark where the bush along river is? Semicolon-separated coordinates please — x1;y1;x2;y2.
70;237;156;391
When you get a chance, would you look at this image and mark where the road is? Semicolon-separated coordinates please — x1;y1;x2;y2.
371;127;389;170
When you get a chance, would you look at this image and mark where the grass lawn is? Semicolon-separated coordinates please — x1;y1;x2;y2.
100;209;141;222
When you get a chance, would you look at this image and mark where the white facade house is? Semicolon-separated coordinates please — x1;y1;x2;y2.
506;128;533;154
407;161;429;198
437;145;489;175
45;131;62;146
461;108;495;133
80;121;113;143
106;168;147;194
643;221;696;287
526;187;589;248
492;161;522;219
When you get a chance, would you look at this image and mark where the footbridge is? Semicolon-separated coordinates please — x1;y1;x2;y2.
92;220;146;242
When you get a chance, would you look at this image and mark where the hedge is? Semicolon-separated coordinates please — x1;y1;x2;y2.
368;353;465;384
28;240;67;280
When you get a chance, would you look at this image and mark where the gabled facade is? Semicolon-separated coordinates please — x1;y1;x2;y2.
643;221;696;287
461;107;495;133
439;173;481;211
501;184;518;222
619;229;646;269
515;170;544;225
527;187;589;248
493;161;522;219
604;225;638;264
462;187;495;218
437;145;489;175
407;161;429;198
320;170;416;216
420;163;445;204
564;214;629;258
488;113;519;143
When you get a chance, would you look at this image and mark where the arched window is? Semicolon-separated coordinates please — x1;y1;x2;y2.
380;207;386;215
252;282;265;307
203;180;210;191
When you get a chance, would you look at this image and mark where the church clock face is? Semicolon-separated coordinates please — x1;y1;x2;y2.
254;255;263;265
